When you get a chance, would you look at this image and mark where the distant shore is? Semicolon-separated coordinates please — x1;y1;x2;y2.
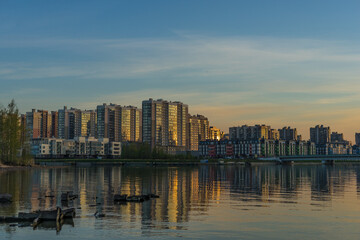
33;158;360;167
0;163;34;171
0;162;66;171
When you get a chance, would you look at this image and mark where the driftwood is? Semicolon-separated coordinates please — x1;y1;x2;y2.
61;208;76;219
94;211;106;218
39;218;74;229
32;213;42;229
18;212;39;220
35;208;60;221
114;194;127;202
114;194;160;203
61;192;78;202
1;207;75;223
126;195;145;202
148;194;160;198
0;216;21;223
0;193;12;203
1;207;75;233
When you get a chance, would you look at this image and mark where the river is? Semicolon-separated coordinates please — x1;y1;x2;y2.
1;164;360;239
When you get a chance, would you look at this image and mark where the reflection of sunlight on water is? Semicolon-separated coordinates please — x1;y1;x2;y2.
1;165;360;239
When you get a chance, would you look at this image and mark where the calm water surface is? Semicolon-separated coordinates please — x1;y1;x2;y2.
1;164;360;239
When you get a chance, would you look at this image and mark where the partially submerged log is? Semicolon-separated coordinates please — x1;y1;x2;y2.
61;208;76;219
61;192;78;202
0;216;21;223
148;194;160;198
1;208;75;223
114;194;127;202
126;195;145;202
114;193;160;203
0;193;12;203
141;195;150;201
94;211;105;218
34;208;60;221
32;213;42;229
18;212;39;220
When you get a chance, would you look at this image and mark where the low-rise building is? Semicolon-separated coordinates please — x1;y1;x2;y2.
328;143;352;155
199;139;317;158
31;137;121;158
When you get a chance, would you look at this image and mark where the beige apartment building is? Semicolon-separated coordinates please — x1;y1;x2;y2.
209;126;223;141
188;114;209;151
97;103;142;142
142;98;188;149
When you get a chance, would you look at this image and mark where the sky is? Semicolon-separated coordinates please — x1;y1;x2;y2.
1;0;360;141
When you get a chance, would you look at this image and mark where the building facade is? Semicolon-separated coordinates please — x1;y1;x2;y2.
356;133;360;146
97;103;142;143
51;111;58;138
229;125;280;141
209;126;223;141
279;127;297;141
188;114;210;151
142;98;188;150
310;125;330;145
80;110;97;138
32;137;121;158
26;109;42;139
199;139;317;158
58;106;81;139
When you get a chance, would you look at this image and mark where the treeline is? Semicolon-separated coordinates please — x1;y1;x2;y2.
0;100;32;165
121;142;196;160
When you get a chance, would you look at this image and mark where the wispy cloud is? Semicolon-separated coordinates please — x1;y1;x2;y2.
1;35;360;81
1;34;360;140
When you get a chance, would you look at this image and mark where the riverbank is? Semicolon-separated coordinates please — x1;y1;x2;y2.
34;158;360;167
35;158;253;166
35;158;255;163
0;163;33;171
0;163;67;171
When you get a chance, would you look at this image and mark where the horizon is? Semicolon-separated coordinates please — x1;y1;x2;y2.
13;98;358;142
2;0;360;142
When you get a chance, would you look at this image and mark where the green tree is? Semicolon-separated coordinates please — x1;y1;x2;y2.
0;100;32;165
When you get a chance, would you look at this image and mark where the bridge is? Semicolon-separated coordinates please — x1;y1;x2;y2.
259;155;360;165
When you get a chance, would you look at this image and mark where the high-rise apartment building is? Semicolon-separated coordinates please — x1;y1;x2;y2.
310;125;330;145
229;125;271;140
37;110;52;138
58;106;81;139
279;127;297;141
97;103;142;142
355;133;360;146
26;109;52;139
81;110;97;137
331;132;344;143
51;111;58;138
188;114;209;151
73;108;82;138
269;129;279;140
142;98;188;148
58;107;67;139
26;109;42;139
209;126;223;141
97;104;116;141
118;106;142;142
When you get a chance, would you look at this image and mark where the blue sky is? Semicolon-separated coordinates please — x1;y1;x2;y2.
1;0;360;140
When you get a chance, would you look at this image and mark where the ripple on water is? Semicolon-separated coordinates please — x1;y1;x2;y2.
0;164;360;239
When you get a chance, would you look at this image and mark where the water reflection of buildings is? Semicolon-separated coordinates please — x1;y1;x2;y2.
225;165;352;203
1;165;360;231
